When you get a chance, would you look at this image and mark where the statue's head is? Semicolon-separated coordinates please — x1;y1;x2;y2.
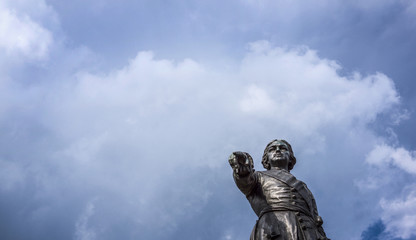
262;139;296;171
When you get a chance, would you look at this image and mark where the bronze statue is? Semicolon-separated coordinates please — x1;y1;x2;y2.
229;139;328;240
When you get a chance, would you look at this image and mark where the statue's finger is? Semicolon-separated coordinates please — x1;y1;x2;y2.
228;154;236;165
233;151;244;158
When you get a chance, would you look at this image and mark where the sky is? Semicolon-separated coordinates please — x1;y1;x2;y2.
1;0;416;239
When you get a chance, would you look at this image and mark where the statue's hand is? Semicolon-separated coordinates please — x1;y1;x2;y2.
228;151;253;177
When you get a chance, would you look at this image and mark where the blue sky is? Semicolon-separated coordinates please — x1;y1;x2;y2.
1;0;416;239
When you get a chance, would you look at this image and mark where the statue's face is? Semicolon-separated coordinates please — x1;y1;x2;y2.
267;140;291;168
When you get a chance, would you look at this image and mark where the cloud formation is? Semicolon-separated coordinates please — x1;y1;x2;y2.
380;189;416;239
1;38;409;239
0;0;54;61
364;145;416;239
367;144;416;174
1;1;415;240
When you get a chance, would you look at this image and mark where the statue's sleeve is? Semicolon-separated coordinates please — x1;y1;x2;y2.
233;171;257;196
306;186;328;238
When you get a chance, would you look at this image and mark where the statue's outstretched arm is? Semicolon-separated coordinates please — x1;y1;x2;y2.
228;151;256;196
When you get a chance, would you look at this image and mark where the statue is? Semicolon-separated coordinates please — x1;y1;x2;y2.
228;139;329;240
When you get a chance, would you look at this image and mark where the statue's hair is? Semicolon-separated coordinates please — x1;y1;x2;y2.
261;139;296;171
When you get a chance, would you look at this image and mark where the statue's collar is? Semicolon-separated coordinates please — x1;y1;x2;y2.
267;168;291;175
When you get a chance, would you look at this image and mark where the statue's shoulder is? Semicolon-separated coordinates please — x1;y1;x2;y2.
257;170;288;182
252;171;271;183
256;170;275;178
252;170;262;178
257;170;267;175
260;169;309;186
259;169;294;177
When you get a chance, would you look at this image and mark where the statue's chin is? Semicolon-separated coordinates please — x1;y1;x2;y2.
270;158;288;163
270;158;289;168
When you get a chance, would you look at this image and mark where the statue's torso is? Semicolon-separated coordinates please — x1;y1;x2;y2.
244;170;323;240
248;171;310;217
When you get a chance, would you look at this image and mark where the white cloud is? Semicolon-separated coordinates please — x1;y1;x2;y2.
380;188;416;239
366;144;416;174
240;85;275;113
0;2;53;61
364;144;416;237
238;44;398;136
